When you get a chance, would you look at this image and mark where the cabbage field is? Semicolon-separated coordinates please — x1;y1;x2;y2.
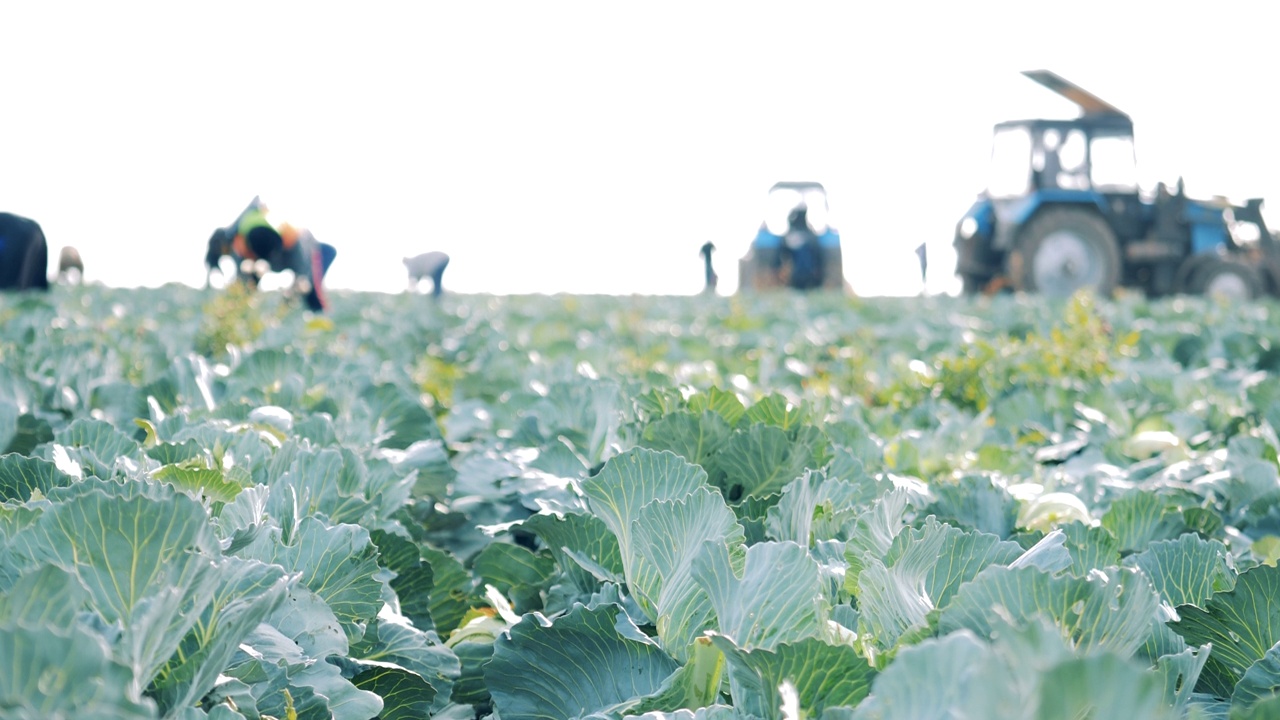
6;284;1280;719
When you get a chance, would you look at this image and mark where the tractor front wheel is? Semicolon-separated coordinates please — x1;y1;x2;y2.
1189;258;1261;301
1174;255;1215;295
1011;208;1121;298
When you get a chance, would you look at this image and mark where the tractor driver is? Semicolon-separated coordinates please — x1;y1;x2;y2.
781;205;824;290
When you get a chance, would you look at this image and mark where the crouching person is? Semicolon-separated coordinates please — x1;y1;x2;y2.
205;226;266;289
404;251;450;298
0;212;50;291
233;219;336;312
57;246;84;285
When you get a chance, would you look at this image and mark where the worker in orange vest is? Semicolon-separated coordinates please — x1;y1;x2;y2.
227;197;337;312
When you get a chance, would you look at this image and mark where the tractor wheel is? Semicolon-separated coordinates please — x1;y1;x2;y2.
1011;208;1121;298
1189;258;1261;301
1173;255;1215;294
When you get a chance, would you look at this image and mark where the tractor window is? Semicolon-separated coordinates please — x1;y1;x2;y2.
1059;130;1086;170
1090;134;1138;192
763;188;829;234
765;189;802;234
989;126;1032;198
1055;129;1089;190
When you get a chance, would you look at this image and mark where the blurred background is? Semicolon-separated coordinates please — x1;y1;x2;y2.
2;0;1277;296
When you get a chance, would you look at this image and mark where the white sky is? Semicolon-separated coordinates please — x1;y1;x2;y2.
3;1;1278;296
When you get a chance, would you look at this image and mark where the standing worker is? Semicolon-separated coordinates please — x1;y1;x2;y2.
228;197;337;312
0;212;50;291
699;241;717;294
915;242;928;290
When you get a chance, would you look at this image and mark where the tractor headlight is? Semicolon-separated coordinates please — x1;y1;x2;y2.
959;217;979;240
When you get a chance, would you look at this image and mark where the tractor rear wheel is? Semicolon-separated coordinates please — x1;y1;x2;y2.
1189;258;1261;301
1011;208;1121;298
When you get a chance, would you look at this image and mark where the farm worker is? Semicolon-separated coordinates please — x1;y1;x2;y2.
229;196;274;264
0;212;50;291
700;241;717;294
228;198;337;312
204;227;236;288
403;251;450;298
57;246;84;285
205;197;266;288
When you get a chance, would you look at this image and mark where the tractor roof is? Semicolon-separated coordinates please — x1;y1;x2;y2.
769;181;827;193
1022;70;1129;119
994;114;1134;135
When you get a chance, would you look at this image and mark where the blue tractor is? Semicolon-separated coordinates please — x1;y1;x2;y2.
955;70;1278;300
739;181;846;292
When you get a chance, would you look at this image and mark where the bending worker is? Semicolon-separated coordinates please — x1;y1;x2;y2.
229;197;337;312
0;212;50;291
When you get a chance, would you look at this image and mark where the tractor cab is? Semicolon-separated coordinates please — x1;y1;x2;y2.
987;117;1137;197
986;72;1139;196
982;114;1150;277
739;181;845;292
954;70;1280;299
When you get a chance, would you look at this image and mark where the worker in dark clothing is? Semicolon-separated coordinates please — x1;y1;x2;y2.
227;198;337;312
700;241;717;294
205;226;243;288
0;212;51;291
228;196;276;264
781;205;824;290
